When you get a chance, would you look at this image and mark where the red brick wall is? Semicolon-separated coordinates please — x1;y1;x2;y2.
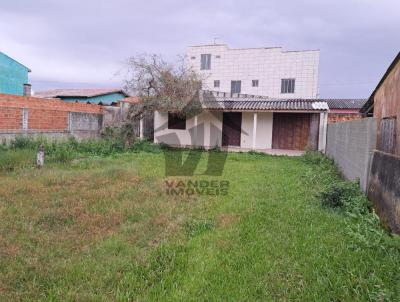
0;94;103;131
328;113;362;124
28;109;68;130
0;108;22;129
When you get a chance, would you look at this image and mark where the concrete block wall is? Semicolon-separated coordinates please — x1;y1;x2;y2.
326;118;376;192
69;112;103;139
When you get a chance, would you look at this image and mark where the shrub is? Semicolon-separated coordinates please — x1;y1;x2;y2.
131;139;164;153
319;180;359;208
10;136;37;149
48;145;75;163
303;150;330;165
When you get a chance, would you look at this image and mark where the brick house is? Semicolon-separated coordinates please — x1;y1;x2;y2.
326;99;366;123
360;51;400;233
361;52;400;155
35;88;129;105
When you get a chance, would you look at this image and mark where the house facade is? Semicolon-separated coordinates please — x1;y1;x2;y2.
154;91;328;152
186;44;320;98
326;99;366;123
35;88;128;105
360;51;400;233
0;51;31;96
362;52;400;155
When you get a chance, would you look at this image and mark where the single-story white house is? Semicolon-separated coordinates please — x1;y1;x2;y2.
153;91;329;153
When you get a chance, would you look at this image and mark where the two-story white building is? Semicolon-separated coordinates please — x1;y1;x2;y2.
186;44;320;98
153;44;325;153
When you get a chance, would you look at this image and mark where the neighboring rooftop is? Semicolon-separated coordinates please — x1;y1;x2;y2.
120;96;140;104
35;88;128;99
326;99;367;110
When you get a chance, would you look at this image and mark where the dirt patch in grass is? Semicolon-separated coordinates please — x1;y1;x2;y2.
216;213;240;227
0;237;20;259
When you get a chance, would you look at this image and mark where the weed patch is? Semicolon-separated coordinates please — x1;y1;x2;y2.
303;151;400;252
184;218;214;238
0;149;36;172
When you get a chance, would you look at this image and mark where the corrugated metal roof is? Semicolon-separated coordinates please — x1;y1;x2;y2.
35;88;128;98
201;97;329;111
326;99;367;109
199;91;369;111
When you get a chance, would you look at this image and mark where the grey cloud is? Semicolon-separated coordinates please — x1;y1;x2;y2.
0;0;399;97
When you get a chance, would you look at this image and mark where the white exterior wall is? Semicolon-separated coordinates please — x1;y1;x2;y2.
154;110;274;150
318;112;328;152
241;112;273;149
154;110;223;148
187;44;319;98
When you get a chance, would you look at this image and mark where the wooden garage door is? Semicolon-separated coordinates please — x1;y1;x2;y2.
222;112;242;146
272;113;311;150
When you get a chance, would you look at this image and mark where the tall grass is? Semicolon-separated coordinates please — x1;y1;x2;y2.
0;149;36;172
303;150;400;251
0;136;164;171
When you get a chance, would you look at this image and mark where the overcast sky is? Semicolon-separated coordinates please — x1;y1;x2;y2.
1;0;399;98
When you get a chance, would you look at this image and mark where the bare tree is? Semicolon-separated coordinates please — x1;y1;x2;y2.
123;54;204;120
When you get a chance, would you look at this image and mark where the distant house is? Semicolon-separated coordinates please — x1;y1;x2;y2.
360;51;400;233
35;88;129;105
0;51;31;96
326;99;367;123
361;51;400;156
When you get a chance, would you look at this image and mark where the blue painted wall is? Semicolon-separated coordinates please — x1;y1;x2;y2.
60;92;126;105
0;52;30;96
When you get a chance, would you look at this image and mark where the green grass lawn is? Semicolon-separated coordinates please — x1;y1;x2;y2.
0;150;399;301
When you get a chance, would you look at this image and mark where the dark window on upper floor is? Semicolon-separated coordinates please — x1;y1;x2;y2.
281;78;295;93
252;80;259;87
168;112;186;130
214;80;220;88
231;81;241;94
200;54;211;70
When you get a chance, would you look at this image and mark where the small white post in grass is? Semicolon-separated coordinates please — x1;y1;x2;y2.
252;112;258;150
194;115;198;147
37;145;45;168
139;117;144;139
